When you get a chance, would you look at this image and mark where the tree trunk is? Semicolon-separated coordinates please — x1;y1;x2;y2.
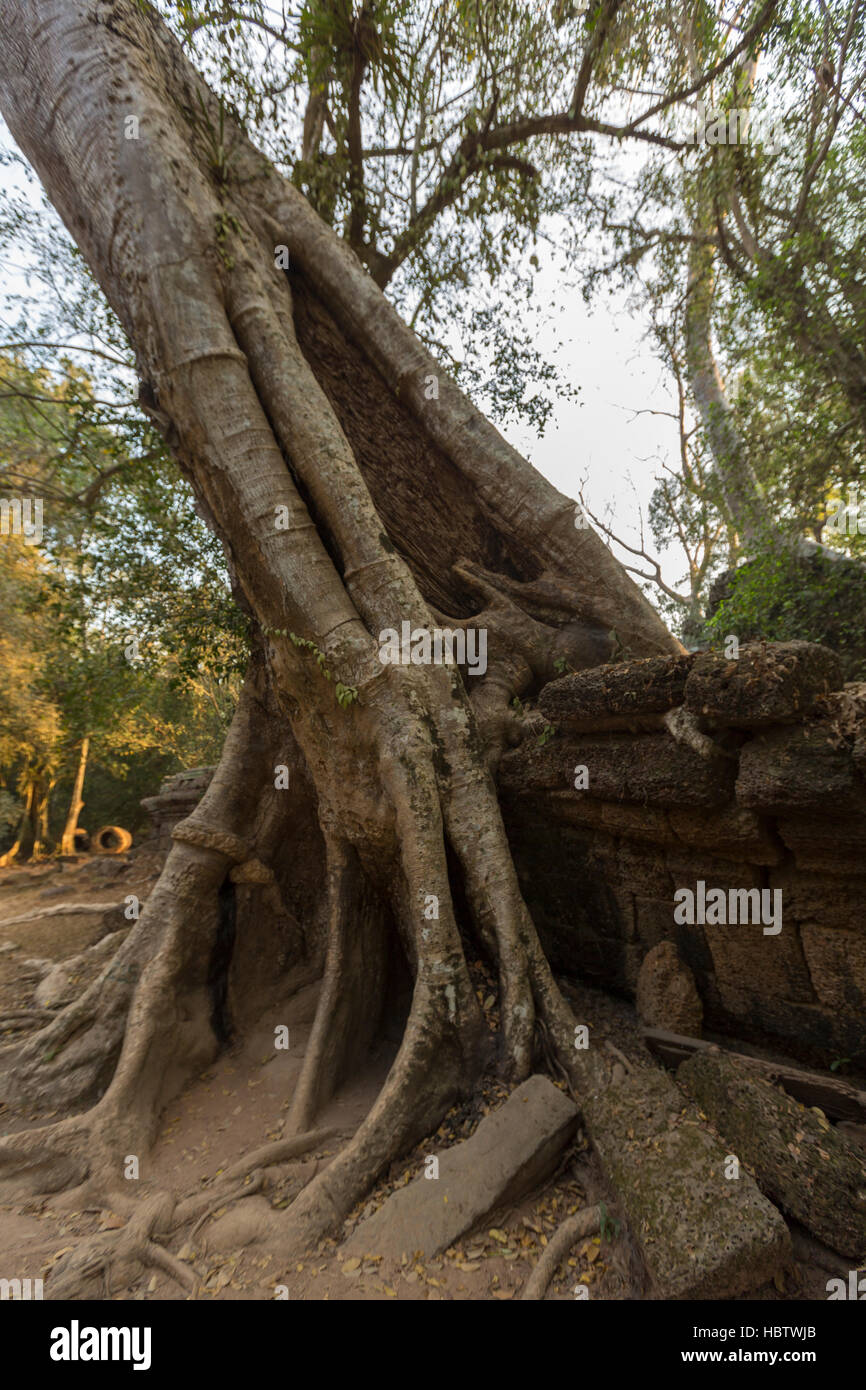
0;0;679;1252
59;736;89;857
29;772;54;860
685;223;858;568
684;219;767;551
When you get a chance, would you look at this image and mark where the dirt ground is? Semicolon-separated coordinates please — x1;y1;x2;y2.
0;855;851;1301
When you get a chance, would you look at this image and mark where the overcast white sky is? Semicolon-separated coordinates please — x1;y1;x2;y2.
508;253;677;548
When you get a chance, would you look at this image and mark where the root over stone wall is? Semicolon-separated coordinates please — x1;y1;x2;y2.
143;641;866;1071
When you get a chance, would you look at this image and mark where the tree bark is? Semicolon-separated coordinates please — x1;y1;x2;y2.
0;0;680;1252
684;219;767;551
30;772;54;860
59;736;89;857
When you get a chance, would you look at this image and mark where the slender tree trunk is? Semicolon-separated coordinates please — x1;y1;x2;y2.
685;219;857;567
0;0;679;1250
59;736;89;857
30;773;53;860
684;216;766;550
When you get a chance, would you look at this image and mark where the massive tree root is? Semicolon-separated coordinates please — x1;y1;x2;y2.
0;0;682;1288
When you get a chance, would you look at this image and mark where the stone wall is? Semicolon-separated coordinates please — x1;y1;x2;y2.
498;642;866;1070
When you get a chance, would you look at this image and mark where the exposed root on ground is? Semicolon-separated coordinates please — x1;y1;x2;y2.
217;1129;338;1184
0;1009;56;1030
38;1125;342;1296
520;1205;603;1300
49;1193;199;1300
0;902;125;929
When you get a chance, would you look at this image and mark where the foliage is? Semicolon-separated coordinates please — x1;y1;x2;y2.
572;0;866;654
0;355;245;851
705;550;866;679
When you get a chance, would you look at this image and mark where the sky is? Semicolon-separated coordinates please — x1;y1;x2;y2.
508;252;679;572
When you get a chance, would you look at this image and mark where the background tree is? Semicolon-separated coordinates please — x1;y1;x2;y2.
580;0;866;659
0;534;61;863
0;353;246;854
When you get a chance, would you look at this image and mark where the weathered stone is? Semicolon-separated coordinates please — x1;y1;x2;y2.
668;805;782;864
501;733;734;806
685;642;843;728
700;916;816;1015
582;1060;790;1298
342;1075;579;1259
636;942;703;1035
539;654;695;728
616;844;673;897
633;896;678;952
771;870;866;931
141;766;214;850
737;724;864;814
504;769;866;1066
800;924;866;1012
776;814;866;873
598;802;681;841
679;1049;866;1258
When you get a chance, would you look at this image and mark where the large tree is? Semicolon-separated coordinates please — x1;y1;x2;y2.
0;0;692;1263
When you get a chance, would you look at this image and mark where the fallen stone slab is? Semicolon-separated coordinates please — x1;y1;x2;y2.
679;1048;866;1259
643;1027;866;1122
685;642;842;729
580;1056;790;1298
342;1074;578;1260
